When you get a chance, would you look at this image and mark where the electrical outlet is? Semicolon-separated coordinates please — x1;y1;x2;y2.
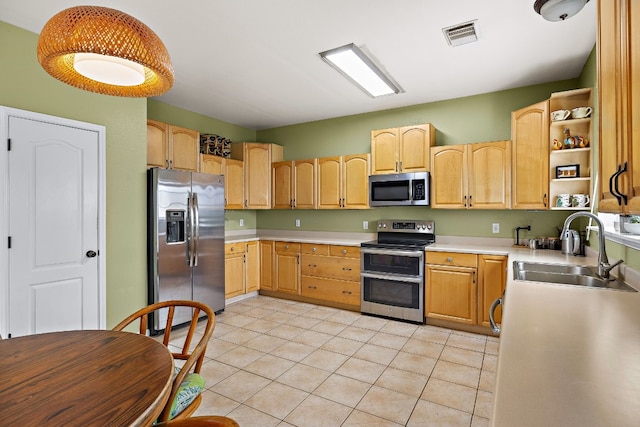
492;223;500;233
363;220;368;230
239;219;244;227
295;219;300;227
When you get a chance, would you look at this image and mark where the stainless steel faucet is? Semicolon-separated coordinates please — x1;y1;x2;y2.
561;212;623;279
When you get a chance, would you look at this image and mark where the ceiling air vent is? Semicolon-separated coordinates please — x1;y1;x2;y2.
442;20;478;47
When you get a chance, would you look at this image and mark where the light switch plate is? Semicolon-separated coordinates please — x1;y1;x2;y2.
492;223;500;233
363;220;368;230
239;219;244;227
295;219;300;227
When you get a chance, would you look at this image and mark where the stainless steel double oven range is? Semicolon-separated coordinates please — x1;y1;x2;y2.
361;219;435;324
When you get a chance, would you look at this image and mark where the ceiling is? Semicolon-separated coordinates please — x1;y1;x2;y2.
0;0;597;130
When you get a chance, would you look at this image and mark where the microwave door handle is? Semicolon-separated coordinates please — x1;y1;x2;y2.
408;179;413;201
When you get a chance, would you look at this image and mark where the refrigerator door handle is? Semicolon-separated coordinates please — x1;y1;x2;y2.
192;192;200;266
187;193;195;267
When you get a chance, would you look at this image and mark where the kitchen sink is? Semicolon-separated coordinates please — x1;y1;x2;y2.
513;261;637;292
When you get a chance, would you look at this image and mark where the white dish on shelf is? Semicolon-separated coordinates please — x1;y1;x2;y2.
624;222;640;234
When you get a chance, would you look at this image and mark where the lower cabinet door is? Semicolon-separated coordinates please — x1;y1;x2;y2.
425;265;477;324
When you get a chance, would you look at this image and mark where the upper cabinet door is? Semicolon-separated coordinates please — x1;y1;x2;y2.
370;128;399;175
200;154;223;174
147;120;169;169
272;161;294;209
342;154;370;209
224;158;244;210
317;156;342;209
468;141;511;209
597;0;640;213
398;124;435;173
169;126;200;172
511;101;549;209
431;145;467;209
294;159;317;209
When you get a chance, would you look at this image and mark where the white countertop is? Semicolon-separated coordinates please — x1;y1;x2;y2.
488;247;640;427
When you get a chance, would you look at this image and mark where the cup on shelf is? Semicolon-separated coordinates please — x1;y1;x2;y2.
551;109;571;121
571;106;592;119
555;193;571;208
571;194;590;207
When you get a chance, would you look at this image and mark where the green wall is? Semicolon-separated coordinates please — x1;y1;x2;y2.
0;21;147;327
254;79;585;240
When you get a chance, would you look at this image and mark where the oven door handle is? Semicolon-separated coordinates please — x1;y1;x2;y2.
361;248;425;258
360;271;424;284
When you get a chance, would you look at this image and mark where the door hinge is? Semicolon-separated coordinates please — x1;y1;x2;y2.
7;236;11;248
7;138;11;151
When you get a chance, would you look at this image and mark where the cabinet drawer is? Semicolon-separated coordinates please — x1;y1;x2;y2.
301;255;360;281
329;245;360;258
225;243;246;255
301;276;360;306
275;241;301;254
301;243;329;255
425;251;477;268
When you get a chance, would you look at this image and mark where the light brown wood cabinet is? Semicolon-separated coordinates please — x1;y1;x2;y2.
300;244;360;308
430;141;511;209
274;242;300;295
272;159;317;209
199;154;244;209
230;142;284;209
224;241;260;299
597;0;640;213
259;240;274;291
370;124;435;175
317;154;369;209
477;255;507;328
426;251;507;329
147;119;200;171
511;101;550;209
425;252;478;325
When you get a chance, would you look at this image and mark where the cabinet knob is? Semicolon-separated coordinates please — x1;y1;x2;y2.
312;247;316;252
342;267;352;271
447;257;453;263
230;246;234;252
285;244;289;250
342;249;347;254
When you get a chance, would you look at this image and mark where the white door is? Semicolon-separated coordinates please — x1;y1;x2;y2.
1;109;105;337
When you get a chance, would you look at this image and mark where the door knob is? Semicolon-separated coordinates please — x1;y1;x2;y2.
86;250;97;258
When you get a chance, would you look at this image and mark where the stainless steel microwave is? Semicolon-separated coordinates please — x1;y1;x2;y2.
369;172;430;206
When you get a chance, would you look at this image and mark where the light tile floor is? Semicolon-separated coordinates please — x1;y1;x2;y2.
192;296;499;427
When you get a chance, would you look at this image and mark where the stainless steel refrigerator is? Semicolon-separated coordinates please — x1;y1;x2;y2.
147;168;225;334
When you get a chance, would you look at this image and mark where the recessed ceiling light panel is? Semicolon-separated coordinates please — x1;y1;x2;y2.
320;43;401;97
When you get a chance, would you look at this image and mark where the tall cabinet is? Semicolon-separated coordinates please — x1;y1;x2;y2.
597;0;640;213
230;142;284;209
511;101;549;209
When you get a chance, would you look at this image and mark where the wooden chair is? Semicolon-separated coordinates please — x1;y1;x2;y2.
155;415;240;427
112;300;216;422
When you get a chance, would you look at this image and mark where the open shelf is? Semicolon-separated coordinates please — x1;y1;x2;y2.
548;88;593;211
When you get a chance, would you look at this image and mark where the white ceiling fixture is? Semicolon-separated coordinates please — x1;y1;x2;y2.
534;0;590;22
319;43;401;98
442;20;479;47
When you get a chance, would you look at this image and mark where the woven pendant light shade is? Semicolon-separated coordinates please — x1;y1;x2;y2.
37;6;174;97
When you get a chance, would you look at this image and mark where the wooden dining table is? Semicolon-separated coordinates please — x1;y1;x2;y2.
0;329;174;426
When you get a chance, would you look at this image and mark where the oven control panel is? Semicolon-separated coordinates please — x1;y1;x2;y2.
377;219;434;233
